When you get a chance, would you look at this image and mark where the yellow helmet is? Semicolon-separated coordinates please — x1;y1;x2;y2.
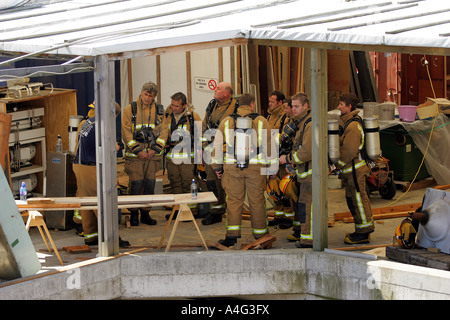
394;218;417;249
195;164;207;186
266;177;284;201
279;174;298;202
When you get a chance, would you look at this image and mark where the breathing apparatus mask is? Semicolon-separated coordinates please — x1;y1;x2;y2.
279;122;298;155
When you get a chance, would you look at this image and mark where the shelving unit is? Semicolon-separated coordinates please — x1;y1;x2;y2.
0;88;78;197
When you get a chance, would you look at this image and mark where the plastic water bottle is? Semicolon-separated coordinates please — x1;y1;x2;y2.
19;181;27;201
56;134;63;152
191;179;198;200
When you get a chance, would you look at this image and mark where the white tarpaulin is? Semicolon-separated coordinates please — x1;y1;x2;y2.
380;113;450;185
1;0;450;59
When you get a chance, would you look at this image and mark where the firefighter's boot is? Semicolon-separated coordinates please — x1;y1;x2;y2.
218;236;238;247
130;209;139;226
140;209;157;225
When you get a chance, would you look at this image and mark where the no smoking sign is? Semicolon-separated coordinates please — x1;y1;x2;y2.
194;76;218;91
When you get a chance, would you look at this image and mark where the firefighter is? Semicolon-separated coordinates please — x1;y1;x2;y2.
163;92;202;212
266;91;294;229
279;92;313;248
335;92;374;244
212;93;274;247
73;102;130;247
267;90;288;130
121;81;168;226
201;82;239;225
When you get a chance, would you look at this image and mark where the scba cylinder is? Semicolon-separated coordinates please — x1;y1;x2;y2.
235;117;253;168
328;120;340;164
68;115;84;154
364;117;380;160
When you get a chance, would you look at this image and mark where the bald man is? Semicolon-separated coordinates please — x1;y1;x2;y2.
201;82;239;225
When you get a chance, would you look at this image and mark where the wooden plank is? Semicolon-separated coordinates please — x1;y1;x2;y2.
334;203;422;221
17;202;81;209
206;240;232;251
127;59;133;105
333;244;392;251
240;234;277;250
63;245;92;254
18;192;217;211
402;178;437;192
342;211;412;223
27;198;55;204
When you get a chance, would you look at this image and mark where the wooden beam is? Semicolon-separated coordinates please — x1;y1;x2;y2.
107;38;249;61
218;47;223;82
240;234;276;250
186;51;192;104
334;203;422;221
342;211;412;223
127;59;133;104
156;55;161;103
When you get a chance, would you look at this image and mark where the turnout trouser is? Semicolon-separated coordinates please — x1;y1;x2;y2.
221;165;268;239
124;157;161;214
205;163;227;215
166;157;195;194
343;166;374;234
73;164;98;242
297;181;313;245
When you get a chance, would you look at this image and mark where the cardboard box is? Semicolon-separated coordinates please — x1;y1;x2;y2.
417;98;450;119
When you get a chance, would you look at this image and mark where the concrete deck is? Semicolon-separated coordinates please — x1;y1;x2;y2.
1;183;449;300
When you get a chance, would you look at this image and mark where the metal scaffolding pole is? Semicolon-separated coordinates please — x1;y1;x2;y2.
311;48;329;251
94;55;120;257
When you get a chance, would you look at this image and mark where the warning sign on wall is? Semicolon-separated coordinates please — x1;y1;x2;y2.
194;76;218;91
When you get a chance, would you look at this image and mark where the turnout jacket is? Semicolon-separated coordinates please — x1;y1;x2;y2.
201;97;238;134
335;109;366;178
121;94;168;160
211;105;273;171
267;104;288;131
162;105;202;160
285;107;312;182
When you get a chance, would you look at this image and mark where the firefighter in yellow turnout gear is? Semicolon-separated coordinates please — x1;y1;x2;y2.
266;91;294;229
201;82;239;225
73;102;130;247
163;92;202;212
212;93;274;247
335;92;374;244
121;81;168;226
279;93;313;248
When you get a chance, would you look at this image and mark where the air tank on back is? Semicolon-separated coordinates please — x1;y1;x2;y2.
328;119;340;164
364;117;380;160
235;117;253;169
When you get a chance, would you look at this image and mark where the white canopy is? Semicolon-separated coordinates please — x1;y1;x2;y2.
1;0;450;59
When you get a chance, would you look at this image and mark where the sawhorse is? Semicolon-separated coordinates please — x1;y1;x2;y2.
158;203;208;252
23;210;64;266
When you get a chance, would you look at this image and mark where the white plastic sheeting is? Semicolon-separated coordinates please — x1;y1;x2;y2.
1;0;450;58
400;114;450;186
0;0;30;10
380;114;450;186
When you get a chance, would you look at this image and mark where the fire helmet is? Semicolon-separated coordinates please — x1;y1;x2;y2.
279;174;298;202
266;177;284;201
394;218;417;249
